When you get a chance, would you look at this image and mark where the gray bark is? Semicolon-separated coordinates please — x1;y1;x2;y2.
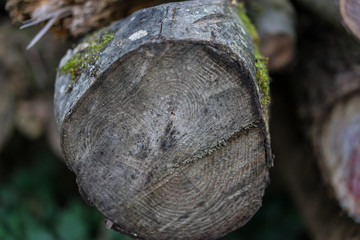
54;1;272;239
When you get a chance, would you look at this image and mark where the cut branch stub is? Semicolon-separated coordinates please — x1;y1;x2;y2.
54;1;272;239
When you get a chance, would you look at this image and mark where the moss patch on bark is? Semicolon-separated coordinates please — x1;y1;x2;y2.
60;31;114;91
238;3;270;106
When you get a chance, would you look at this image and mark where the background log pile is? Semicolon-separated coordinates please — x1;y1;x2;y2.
1;0;360;239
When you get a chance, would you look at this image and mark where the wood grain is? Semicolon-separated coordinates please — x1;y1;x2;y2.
54;1;271;239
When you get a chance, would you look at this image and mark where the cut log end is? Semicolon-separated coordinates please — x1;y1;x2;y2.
340;0;360;41
61;41;269;240
320;94;360;222
55;1;271;239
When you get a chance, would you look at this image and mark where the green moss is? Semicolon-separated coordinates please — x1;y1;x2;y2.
237;3;270;106
60;32;114;91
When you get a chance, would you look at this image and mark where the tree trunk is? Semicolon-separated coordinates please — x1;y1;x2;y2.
271;80;360;240
54;0;272;239
291;13;360;222
247;0;296;71
295;0;360;41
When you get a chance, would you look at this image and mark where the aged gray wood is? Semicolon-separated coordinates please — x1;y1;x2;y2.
54;0;272;239
291;19;360;222
247;0;296;71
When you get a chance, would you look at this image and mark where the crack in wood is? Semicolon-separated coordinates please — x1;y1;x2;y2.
192;14;233;26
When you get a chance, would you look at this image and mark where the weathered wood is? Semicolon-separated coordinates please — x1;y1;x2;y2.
5;0;182;38
271;81;360;240
291;14;360;222
247;0;296;71
295;0;360;41
54;1;272;239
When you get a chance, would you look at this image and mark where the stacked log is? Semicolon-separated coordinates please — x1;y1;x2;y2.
54;0;272;239
271;79;360;240
247;0;296;72
289;14;360;222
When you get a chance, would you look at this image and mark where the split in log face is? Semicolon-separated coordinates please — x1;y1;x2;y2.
61;41;268;239
55;1;271;239
320;94;360;222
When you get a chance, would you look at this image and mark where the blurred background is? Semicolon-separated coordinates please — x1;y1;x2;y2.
0;0;338;239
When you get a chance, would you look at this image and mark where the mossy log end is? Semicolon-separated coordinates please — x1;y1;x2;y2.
54;1;272;239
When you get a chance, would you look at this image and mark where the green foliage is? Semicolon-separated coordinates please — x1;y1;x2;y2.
237;3;270;106
60;32;114;91
0;153;130;240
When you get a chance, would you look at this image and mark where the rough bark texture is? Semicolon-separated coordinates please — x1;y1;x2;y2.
54;1;272;239
247;0;296;71
5;0;182;37
271;80;360;240
295;0;360;41
291;14;360;222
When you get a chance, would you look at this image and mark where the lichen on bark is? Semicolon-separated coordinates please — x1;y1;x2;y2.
60;31;114;91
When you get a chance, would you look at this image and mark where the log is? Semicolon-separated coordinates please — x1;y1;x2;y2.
54;1;272;239
291;14;360;222
295;0;360;41
247;0;296;72
5;0;182;38
271;80;360;240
